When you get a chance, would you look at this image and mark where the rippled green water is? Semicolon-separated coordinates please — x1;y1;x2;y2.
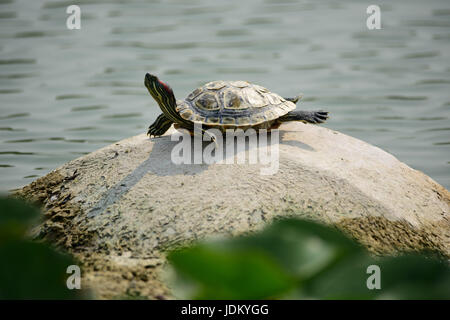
0;0;449;192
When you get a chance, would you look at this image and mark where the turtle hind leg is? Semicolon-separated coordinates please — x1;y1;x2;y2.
279;110;329;124
147;113;174;137
284;94;303;104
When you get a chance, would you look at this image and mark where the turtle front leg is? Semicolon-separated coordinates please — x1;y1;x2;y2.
147;113;174;137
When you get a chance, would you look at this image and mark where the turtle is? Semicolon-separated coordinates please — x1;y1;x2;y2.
144;73;328;137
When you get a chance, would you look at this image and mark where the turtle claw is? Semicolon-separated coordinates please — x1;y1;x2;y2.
147;127;162;138
297;110;329;124
147;126;164;138
312;110;329;124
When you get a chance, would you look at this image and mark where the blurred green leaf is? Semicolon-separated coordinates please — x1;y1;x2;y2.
0;196;40;241
168;245;293;299
0;196;83;299
0;240;81;299
301;252;379;299
305;253;450;300
168;218;450;300
226;219;363;279
377;255;450;299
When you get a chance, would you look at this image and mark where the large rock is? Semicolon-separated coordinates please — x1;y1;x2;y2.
17;122;449;299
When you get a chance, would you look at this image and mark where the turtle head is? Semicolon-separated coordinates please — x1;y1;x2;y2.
145;73;188;125
144;73;175;106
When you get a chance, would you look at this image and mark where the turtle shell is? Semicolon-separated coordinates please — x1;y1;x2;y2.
176;81;296;127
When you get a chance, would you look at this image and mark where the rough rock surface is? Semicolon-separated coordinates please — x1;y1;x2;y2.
16;122;450;299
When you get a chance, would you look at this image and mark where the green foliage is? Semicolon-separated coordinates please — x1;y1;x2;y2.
169;245;293;299
0;196;82;299
168;218;450;300
0;197;40;242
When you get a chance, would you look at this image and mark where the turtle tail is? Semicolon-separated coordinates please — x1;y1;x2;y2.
278;110;329;124
284;94;303;104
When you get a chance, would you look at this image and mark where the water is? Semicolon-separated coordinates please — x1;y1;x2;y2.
0;0;449;192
